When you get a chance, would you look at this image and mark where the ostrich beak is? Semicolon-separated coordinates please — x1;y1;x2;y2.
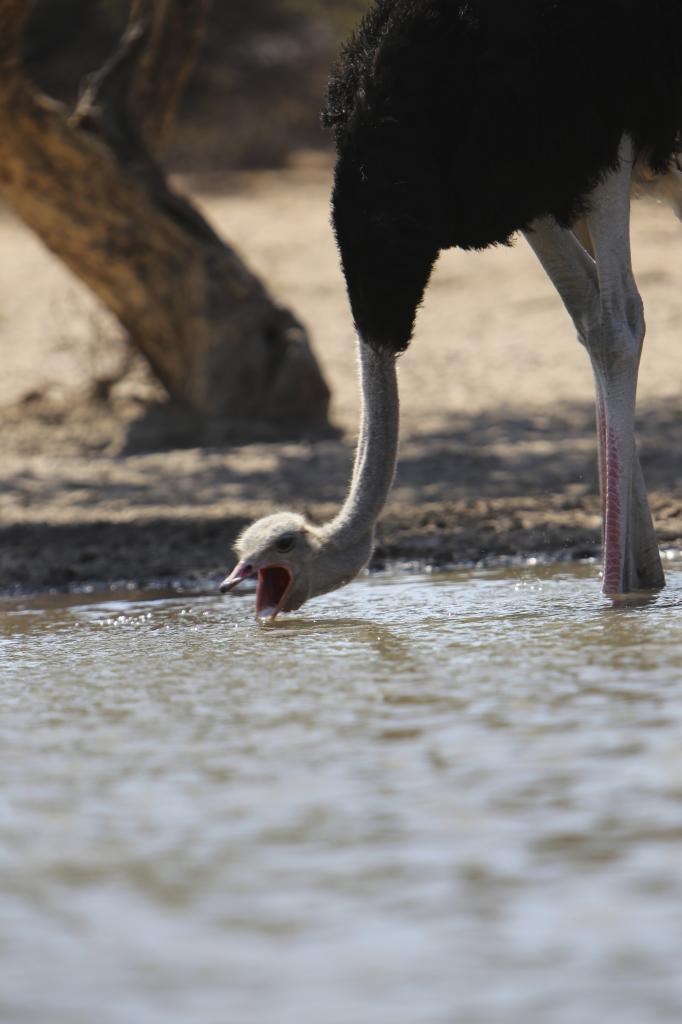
219;560;254;594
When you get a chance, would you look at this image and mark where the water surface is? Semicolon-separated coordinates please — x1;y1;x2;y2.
2;564;682;1024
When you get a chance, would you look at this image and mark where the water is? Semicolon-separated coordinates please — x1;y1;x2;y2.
2;564;682;1024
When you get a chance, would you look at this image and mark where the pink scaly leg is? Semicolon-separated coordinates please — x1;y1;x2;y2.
584;137;663;595
581;140;659;598
593;364;662;594
593;367;636;594
596;390;607;528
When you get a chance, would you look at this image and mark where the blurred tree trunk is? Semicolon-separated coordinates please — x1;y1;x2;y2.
0;0;330;427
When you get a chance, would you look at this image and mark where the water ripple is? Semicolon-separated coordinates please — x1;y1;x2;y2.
1;565;682;1023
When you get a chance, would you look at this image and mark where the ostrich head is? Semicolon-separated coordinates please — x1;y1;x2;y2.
220;512;314;620
220;344;398;621
220;508;375;622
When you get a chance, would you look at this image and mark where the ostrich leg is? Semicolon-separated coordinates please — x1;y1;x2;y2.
583;138;664;593
524;147;664;594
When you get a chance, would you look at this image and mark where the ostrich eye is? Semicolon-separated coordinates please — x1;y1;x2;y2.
275;535;296;554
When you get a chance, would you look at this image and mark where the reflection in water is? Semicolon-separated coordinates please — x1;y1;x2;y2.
1;565;682;1023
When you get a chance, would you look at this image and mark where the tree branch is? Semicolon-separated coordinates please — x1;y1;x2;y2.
71;18;150;163
0;0;330;429
73;0;209;155
132;0;210;150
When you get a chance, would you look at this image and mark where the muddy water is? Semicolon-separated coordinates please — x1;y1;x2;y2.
2;564;682;1024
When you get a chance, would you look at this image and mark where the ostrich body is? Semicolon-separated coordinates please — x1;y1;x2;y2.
222;0;682;619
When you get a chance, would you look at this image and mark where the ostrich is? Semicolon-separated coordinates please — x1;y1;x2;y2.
221;0;682;620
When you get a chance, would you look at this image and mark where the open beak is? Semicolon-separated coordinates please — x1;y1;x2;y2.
219;560;255;594
255;565;294;623
220;561;294;623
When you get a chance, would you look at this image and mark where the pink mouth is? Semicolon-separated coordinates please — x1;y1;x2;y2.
256;565;293;621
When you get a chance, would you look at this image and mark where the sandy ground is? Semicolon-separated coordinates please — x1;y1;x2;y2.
2;152;682;593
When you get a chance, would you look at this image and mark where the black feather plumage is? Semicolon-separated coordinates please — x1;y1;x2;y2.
325;0;682;351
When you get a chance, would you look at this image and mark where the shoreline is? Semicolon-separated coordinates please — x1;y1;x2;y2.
3;497;681;599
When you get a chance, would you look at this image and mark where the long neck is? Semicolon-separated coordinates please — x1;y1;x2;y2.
324;338;399;548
